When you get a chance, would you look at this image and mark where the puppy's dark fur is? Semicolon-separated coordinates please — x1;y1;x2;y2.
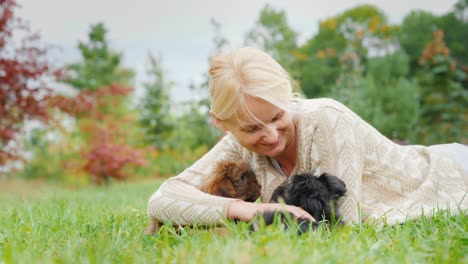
144;160;260;235
270;173;347;225
252;210;313;233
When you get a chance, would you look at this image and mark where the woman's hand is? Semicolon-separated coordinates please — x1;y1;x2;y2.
227;201;315;222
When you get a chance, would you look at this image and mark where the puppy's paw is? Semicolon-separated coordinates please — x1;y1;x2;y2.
250;211;315;234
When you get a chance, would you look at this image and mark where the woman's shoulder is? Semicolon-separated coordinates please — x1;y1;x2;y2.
294;98;362;133
221;132;258;160
294;97;350;115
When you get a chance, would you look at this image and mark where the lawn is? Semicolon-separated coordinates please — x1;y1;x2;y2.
0;179;466;263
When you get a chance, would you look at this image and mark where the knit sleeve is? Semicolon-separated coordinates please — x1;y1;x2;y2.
147;134;244;226
313;100;367;223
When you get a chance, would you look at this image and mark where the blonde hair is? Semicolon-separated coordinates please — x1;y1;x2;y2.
208;47;297;121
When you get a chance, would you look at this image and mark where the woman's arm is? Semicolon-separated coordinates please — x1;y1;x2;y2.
227;201;315;222
313;99;367;223
148;132;316;225
147;134;245;226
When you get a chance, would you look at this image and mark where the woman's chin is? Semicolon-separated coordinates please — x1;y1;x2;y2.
258;143;285;157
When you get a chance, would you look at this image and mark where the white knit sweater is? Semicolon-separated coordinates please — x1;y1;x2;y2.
148;98;467;225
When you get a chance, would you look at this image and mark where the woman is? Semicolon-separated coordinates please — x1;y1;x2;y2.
148;47;467;226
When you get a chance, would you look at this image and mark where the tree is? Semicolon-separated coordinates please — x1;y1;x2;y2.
399;6;467;76
53;84;147;184
454;0;468;22
438;11;468;71
245;4;299;78
139;53;174;149
330;51;420;143
167;18;227;152
64;22;134;90
168;102;220;151
399;11;444;75
297;4;398;97
307;5;419;142
53;22;145;184
0;0;60;166
417;30;467;144
296;23;345;97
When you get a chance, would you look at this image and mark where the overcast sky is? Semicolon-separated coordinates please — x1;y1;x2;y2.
16;0;458;102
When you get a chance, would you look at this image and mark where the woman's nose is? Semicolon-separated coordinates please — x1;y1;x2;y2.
262;124;278;143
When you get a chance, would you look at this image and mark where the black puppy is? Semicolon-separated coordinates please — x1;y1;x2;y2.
253;210;312;234
266;173;347;229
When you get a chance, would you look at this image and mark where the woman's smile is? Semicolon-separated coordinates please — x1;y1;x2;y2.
220;97;295;158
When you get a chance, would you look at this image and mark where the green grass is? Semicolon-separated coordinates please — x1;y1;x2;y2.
0;179;467;264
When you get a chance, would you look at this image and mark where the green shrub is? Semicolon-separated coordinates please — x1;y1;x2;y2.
367;51;410;82
416;30;467;144
329;74;420;142
14;128;89;186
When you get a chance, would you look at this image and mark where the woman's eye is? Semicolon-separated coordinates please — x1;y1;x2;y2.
272;112;283;122
245;126;260;133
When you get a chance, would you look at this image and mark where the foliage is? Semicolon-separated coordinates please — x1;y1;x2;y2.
454;0;468;22
296;30;345;97
438;8;468;110
52;85;148;184
168;102;222;151
139;53;175;149
245;3;464;145
151;145;210;177
329;46;416;142
366;53;420;143
10;2;468;183
438;12;468;70
50;84;131;119
16;129;65;181
0;0;61;166
82;123;147;185
416;30;467;144
330;74;420;142
245;4;300;78
162;18;227;153
399;11;444;75
137;19;229;176
14;126;88;184
335;5;399;66
0;181;466;263
63;22;134;90
49;22;147;185
366;51;410;83
399;5;468;76
297;4;399;97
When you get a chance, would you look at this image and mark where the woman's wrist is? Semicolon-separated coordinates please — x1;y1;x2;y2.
227;201;314;222
227;201;258;221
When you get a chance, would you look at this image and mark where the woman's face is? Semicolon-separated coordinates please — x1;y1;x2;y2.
221;97;295;158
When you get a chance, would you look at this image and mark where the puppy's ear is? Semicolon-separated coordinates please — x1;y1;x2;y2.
317;173;347;198
301;197;325;221
200;160;240;198
208;176;238;198
214;160;239;180
270;184;288;203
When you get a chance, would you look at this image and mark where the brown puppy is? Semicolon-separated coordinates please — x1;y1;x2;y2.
200;160;261;202
144;160;261;235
